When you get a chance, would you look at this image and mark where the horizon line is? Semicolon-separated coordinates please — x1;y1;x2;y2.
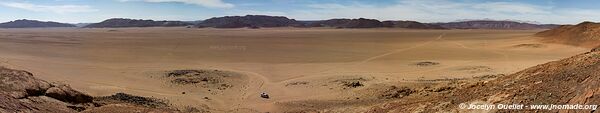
0;15;577;25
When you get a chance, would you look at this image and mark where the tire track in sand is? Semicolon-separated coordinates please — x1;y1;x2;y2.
353;33;446;66
312;33;446;75
442;38;510;62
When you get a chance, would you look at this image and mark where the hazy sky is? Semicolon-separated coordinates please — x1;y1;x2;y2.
1;0;599;24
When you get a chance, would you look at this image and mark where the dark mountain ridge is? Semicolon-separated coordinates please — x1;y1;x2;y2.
0;19;76;28
195;15;557;29
433;20;559;29
382;20;446;29
84;18;192;28
197;15;304;28
10;15;561;29
308;18;384;28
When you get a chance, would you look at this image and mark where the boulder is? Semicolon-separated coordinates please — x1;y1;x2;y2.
0;67;52;98
0;67;81;112
1;67;183;112
45;84;93;104
592;46;600;52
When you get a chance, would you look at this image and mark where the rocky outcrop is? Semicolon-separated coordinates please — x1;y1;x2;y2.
369;47;600;112
0;67;181;112
46;83;94;104
536;21;600;46
309;18;383;28
84;18;192;28
94;93;169;108
0;19;76;28
434;20;558;29
592;45;600;52
0;67;91;103
81;104;179;113
0;67;91;112
197;15;304;28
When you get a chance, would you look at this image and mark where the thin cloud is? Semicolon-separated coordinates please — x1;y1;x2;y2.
289;0;600;24
472;2;551;14
307;4;348;9
119;0;234;8
224;9;287;17
0;2;98;14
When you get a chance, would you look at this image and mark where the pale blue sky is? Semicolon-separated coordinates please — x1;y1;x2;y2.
1;0;599;24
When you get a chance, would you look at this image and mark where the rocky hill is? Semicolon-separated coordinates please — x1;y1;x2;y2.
197;15;304;28
434;20;558;29
382;20;446;29
197;16;443;29
368;47;600;112
195;15;562;30
536;21;600;46
0;67;185;112
309;18;384;28
84;18;192;28
0;19;76;28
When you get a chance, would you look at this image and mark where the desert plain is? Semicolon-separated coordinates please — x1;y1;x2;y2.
0;28;588;112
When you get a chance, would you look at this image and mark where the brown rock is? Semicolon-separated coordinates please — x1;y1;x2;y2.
0;67;51;98
51;83;93;104
592;46;600;52
1;67;181;112
45;87;67;100
1;67;78;113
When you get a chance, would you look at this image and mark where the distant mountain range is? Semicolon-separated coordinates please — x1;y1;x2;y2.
195;15;555;29
433;20;559;29
307;18;383;28
0;19;75;28
83;18;193;28
197;15;304;28
0;15;562;29
196;16;443;29
382;20;446;29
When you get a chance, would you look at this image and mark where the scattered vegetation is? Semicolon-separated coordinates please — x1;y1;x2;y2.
95;93;169;108
414;61;440;66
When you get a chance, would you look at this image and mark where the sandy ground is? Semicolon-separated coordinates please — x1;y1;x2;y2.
0;27;587;112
